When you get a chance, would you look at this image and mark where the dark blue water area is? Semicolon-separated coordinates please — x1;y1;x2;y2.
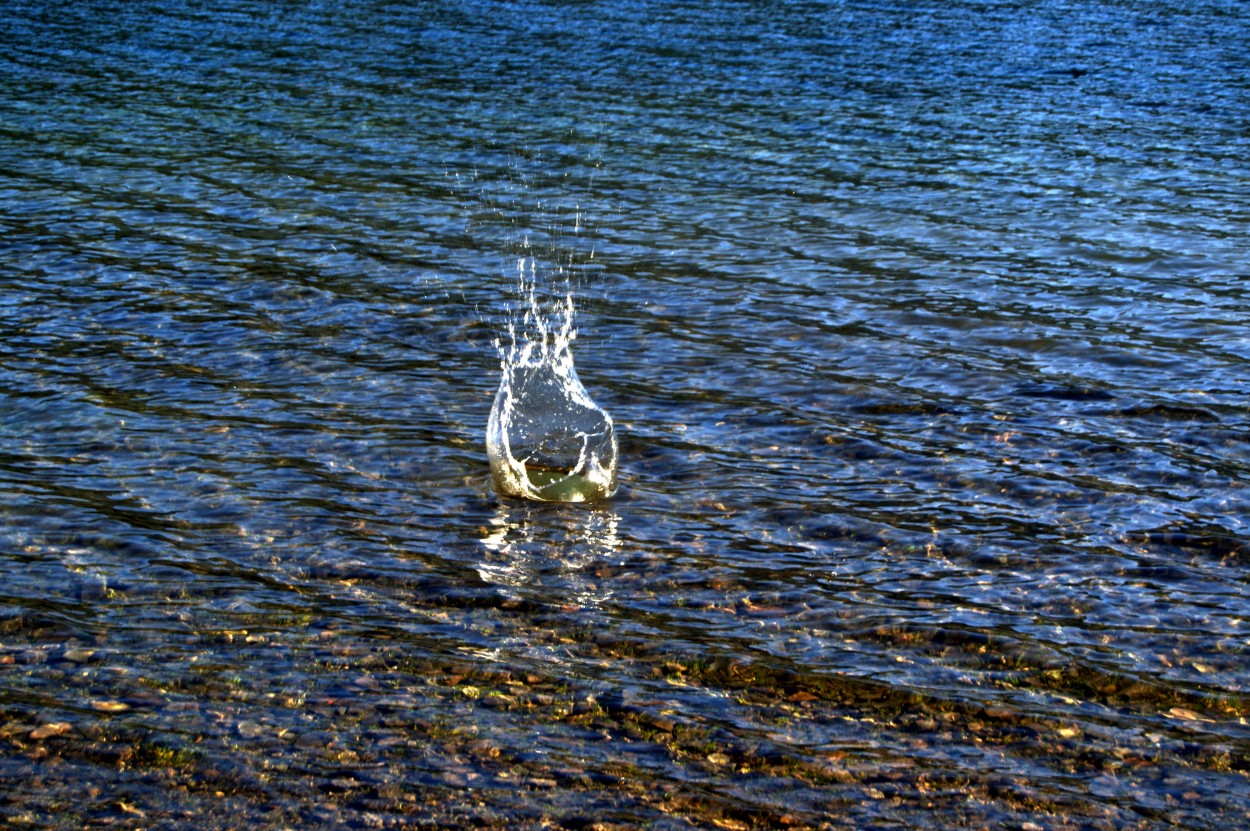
2;1;1249;828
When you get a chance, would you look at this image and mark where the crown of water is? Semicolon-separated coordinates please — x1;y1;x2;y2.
486;259;618;502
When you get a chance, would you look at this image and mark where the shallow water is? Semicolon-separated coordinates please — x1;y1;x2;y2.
2;0;1249;828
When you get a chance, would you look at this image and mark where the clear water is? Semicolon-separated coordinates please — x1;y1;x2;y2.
2;0;1248;828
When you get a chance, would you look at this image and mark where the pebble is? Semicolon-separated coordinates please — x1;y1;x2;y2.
16;649;47;665
29;722;73;740
90;700;131;713
296;730;333;749
326;776;361;792
80;575;109;601
353;674;380;690
467;739;502;758
0;723;32;739
237;720;266;738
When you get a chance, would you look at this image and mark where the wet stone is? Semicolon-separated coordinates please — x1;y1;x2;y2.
29;723;73;740
296;730;334;749
16;649;48;665
80;575;109;601
90;700;131;713
237;721;266;739
324;776;361;793
0;723;33;739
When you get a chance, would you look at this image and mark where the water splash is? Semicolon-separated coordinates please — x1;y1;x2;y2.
486;253;618;502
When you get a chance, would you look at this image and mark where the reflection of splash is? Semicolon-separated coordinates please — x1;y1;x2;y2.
478;500;621;611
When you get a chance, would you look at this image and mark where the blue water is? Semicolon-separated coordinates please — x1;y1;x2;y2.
2;1;1249;828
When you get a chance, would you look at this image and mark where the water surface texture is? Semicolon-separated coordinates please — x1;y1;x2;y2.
2;1;1249;828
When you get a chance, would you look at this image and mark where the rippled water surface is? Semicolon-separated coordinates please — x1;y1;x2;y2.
3;1;1249;828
